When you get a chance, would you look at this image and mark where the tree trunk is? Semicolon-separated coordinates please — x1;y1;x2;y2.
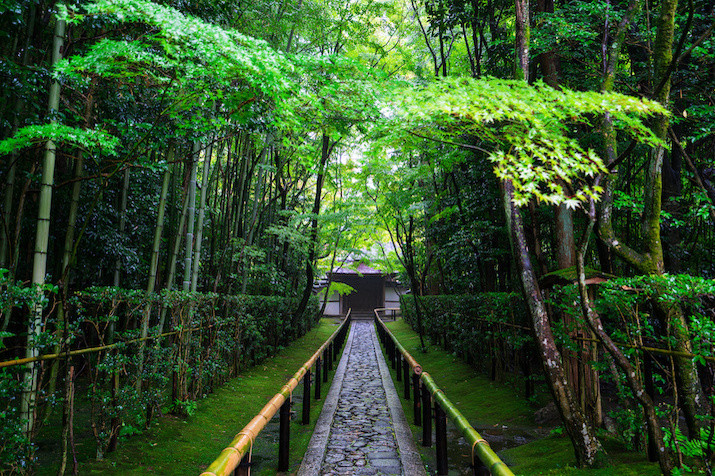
514;0;529;80
507;2;602;465
240;141;268;294
295;133;334;323
191;140;214;293
182;143;199;292
502;180;603;466
112;168;131;288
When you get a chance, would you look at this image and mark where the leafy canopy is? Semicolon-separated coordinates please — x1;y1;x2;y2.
0;124;119;156
376;76;669;206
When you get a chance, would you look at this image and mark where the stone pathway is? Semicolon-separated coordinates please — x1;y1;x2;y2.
298;321;425;476
320;321;401;475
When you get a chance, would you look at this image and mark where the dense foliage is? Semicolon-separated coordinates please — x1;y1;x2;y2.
400;293;534;388
0;276;318;471
1;0;714;473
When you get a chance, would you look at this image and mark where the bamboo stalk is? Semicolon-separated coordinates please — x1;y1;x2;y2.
191;140;214;292
182;143;199;292
22;16;66;436
136;161;172;393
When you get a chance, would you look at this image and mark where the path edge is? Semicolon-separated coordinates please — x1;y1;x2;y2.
296;321;355;476
371;322;428;476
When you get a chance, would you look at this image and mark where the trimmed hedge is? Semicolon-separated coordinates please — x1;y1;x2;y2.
400;293;534;384
0;286;319;470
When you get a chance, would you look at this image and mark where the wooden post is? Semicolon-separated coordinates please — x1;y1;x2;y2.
302;369;311;424
315;357;322;400
435;402;448;475
643;352;658;462
413;375;421;426
323;350;329;383
473;454;490;476
403;360;410;399
391;340;397;370
278;399;291;471
235;453;251;476
396;354;402;382
327;342;333;371
422;387;432;447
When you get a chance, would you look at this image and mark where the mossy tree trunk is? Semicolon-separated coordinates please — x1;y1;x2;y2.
597;0;704;438
502;180;603;467
505;1;603;466
576;202;674;474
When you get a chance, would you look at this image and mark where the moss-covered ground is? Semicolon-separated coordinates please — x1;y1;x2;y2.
382;318;666;476
35;318;345;475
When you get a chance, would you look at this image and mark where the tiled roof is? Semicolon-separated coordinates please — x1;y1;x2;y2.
330;263;383;275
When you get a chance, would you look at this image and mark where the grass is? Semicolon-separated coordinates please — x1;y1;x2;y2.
382;318;665;476
35;318;345;475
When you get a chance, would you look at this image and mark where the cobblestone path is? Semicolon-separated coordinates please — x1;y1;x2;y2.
319;321;402;475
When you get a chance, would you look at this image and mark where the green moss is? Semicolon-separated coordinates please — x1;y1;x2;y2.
385;319;536;426
502;436;667;475
36;318;345;475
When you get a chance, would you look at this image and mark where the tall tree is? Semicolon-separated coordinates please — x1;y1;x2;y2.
597;0;705;437
501;1;603;465
21;16;66;436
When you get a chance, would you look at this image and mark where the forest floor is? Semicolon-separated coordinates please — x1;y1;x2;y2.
34;318;344;476
382;319;666;476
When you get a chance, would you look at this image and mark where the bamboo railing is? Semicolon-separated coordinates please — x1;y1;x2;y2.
0;326;202;369
200;310;352;476
373;307;400;321
374;314;515;476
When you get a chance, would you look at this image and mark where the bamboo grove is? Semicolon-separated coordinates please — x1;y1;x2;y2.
1;0;715;474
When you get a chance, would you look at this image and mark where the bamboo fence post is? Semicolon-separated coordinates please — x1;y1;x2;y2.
315;357;322;399
302;368;311;424
278;398;290;471
322;351;329;383
435;401;448;475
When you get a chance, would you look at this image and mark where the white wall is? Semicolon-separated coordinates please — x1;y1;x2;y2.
384;286;402;307
321;290;341;316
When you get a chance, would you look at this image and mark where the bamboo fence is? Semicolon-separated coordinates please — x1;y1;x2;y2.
200;310;352;476
0;325;212;369
374;315;515;476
